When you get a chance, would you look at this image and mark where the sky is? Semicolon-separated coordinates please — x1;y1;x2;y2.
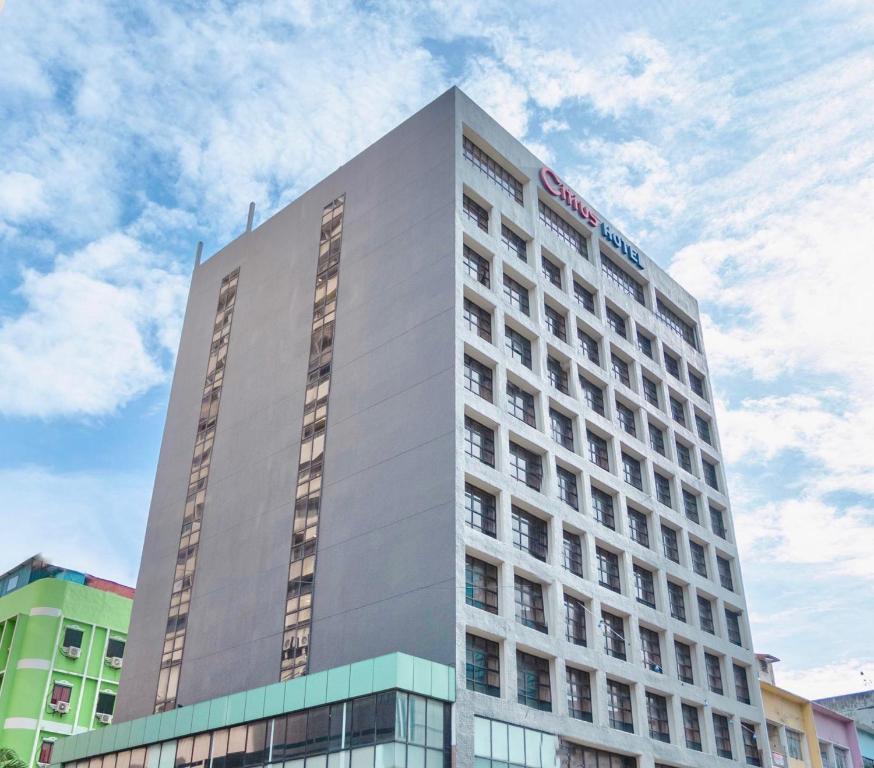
1;0;873;700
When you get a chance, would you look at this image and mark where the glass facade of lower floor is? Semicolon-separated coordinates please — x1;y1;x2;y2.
61;692;449;768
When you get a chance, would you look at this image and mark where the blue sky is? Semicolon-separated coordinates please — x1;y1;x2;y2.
1;0;872;698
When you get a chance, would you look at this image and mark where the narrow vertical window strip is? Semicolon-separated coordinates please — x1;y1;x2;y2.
154;266;241;713
280;194;346;682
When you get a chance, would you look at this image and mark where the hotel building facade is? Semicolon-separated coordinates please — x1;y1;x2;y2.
54;87;769;768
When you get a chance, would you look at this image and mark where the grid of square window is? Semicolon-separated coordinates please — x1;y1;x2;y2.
457;135;758;758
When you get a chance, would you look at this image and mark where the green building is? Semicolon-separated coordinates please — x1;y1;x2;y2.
0;556;133;767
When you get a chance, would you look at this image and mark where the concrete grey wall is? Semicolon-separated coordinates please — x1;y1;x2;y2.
307;89;457;671
117;88;458;720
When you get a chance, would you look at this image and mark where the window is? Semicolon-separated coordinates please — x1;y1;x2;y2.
676;441;693;473
664;350;681;380
657;297;698;349
514;575;547;633
464;416;495;466
713;713;733;759
574;281;595;313
726;609;743;645
539;200;586;256
637;331;653;358
642;376;660;407
505;325;532;368
557;466;579;510
38;740;55;765
703;459;720;491
682;704;702;751
580;377;605;416
616;401;636;437
563;531;584;577
654;472;672;507
646;693;670;742
743;722;762;766
96;691;116;715
512;506;548;561
602;611;626;660
465;556;498;614
695;414;712;444
649;423;666;456
578;329;600;365
710;505;727;539
634;565;656;608
465;483;497;537
567;668;593;722
463;244;490;287
668;582;686;621
670;396;686;427
509;442;542;490
837;748;850;768
502;223;527;262
690;541;708;577
463;194;489;231
786;731;803;760
606;307;627;338
544;304;567;341
542;255;562;288
705;653;724;694
550;408;574;450
591;486;615;529
734;664;751;704
675;641;694;683
607;679;634;732
463;136;523;203
464;354;493;402
698;596;715;634
564;594;587;646
689;370;706;399
50;682;72;706
611;355;631;387
63;627;84;650
587;431;610;471
682;490;700;523
640;627;662;671
597;547;621;593
464;298;491;342
823;744;834;768
516;651;551;711
622;453;643;490
502;273;529;315
628;507;650;547
546;356;569;393
661;526;680;562
601;255;645;304
466;634;500;696
506;381;536;426
717;556;735;591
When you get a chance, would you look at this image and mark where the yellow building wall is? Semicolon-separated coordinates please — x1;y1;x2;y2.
760;682;823;768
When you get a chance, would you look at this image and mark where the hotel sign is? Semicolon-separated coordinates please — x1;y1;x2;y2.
540;166;644;270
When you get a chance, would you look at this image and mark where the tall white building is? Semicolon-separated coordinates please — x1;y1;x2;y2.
55;87;769;768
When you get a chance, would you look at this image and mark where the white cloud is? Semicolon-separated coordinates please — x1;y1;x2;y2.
541;118;569;134
570;138;688;228
777;659;874;700
0;466;151;587
0;231;188;417
462;58;531;137
734;497;874;582
0;171;47;222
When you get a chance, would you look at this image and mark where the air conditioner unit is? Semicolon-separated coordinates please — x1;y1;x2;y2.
63;646;81;659
52;701;71;714
96;713;113;725
108;657;123;669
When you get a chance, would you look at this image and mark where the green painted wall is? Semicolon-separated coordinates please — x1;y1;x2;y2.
0;578;132;768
